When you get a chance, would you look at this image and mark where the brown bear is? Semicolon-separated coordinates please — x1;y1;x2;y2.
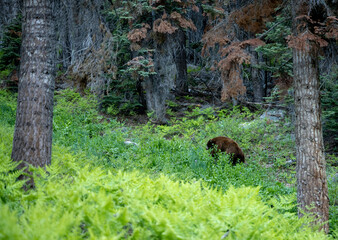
206;136;245;165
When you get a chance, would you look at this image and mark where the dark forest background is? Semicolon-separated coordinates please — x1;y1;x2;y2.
0;0;337;149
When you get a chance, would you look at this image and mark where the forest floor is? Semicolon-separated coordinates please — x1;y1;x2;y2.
0;88;337;237
115;93;337;158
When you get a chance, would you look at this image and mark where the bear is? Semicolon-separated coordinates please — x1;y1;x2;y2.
206;136;245;166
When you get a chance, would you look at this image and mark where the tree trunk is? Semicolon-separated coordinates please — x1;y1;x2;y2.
54;0;111;95
250;48;264;102
174;30;188;93
144;35;176;124
292;0;329;233
144;74;169;124
12;0;55;188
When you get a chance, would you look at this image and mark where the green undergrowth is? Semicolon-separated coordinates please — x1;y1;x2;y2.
51;90;298;200
0;142;330;239
0;90;16;126
0;125;24;203
0;89;337;238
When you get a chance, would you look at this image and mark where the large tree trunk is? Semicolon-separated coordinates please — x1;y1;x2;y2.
54;0;113;95
293;46;329;233
144;35;176;124
292;0;329;233
12;0;55;188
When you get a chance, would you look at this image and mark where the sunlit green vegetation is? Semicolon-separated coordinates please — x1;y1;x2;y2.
0;89;336;239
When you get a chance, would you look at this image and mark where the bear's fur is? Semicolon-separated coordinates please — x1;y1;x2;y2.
206;136;245;165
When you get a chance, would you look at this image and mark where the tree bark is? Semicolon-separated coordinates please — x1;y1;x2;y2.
144;73;169;124
12;0;55;188
174;29;188;93
250;48;264;102
144;34;176;124
293;46;329;233
292;0;329;233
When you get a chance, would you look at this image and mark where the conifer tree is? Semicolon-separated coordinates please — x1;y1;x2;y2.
12;0;56;188
289;0;336;233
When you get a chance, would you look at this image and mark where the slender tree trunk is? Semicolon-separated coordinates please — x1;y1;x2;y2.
144;73;168;124
292;0;329;233
174;30;188;93
12;0;55;188
136;77;147;113
250;48;264;102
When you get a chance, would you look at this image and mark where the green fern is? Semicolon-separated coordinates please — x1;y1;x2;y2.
0;157;330;239
0;127;25;203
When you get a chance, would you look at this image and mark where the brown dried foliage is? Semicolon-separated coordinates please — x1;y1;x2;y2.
127;24;151;42
10;70;19;83
288;13;337;51
192;5;199;12
239;38;266;48
201;21;231;56
275;75;293;99
220;64;247;101
152;11;197;34
153;19;178;34
126;0;199;45
231;0;282;34
287;31;328;50
323;16;338;39
217;43;251;101
170;11;197;31
127;56;155;79
202;18;265;101
201;0;273;101
219;43;251;70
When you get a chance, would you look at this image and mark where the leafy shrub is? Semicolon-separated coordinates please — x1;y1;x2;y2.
0;150;329;239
